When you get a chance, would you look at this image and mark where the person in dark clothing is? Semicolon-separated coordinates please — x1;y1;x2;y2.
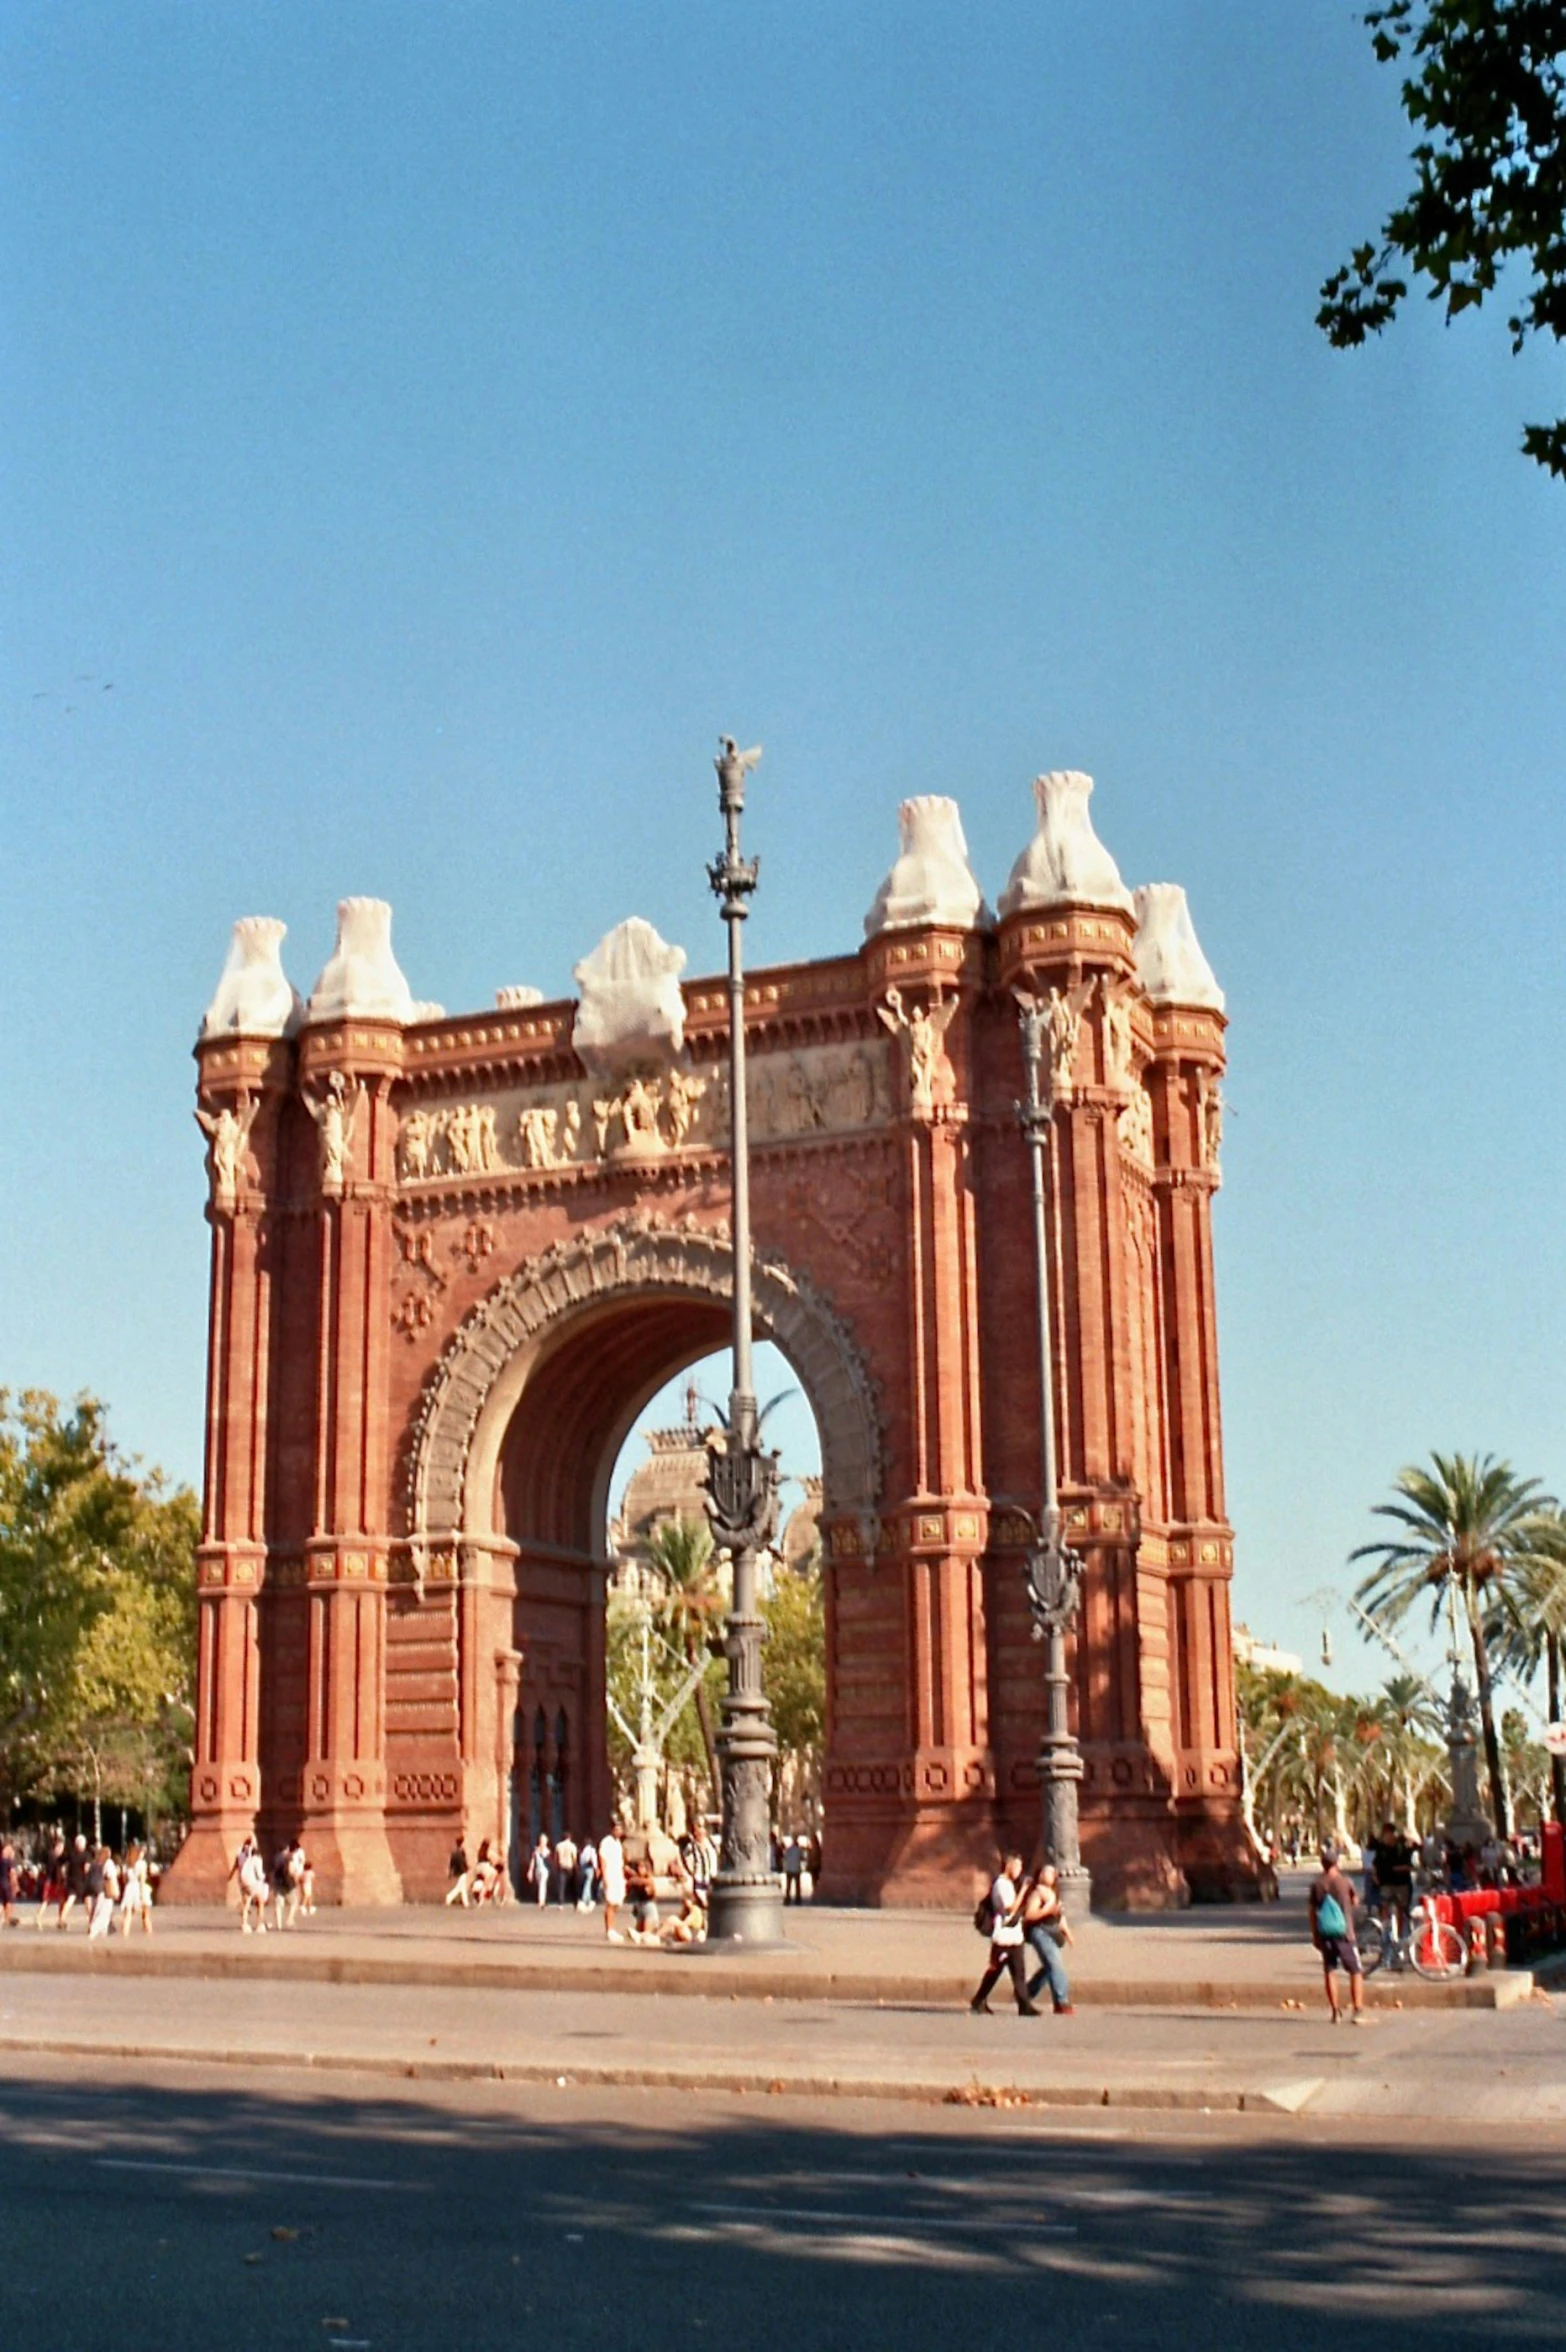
0;1840;16;1927
59;1835;90;1931
1367;1819;1416;1936
1309;1841;1365;2024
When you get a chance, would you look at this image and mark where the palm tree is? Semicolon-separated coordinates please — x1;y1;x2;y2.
1486;1508;1566;1828
1374;1674;1444;1834
1352;1453;1553;1839
641;1515;724;1813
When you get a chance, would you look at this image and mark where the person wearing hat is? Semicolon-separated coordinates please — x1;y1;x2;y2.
1308;1840;1365;2024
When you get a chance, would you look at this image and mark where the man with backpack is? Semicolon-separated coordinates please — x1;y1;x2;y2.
1309;1840;1365;2025
969;1850;1043;2016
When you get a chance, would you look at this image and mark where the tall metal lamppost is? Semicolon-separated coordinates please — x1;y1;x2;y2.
703;734;786;1946
1016;993;1093;1919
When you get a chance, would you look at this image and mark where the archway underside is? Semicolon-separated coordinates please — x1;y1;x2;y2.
496;1295;742;1874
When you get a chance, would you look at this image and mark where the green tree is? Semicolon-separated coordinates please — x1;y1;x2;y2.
640;1516;725;1812
762;1551;825;1799
1319;2;1566;477
1485;1505;1566;1823
0;1390;197;1822
1352;1450;1551;1836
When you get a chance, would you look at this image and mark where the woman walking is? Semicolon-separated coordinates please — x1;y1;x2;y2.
1021;1863;1075;2014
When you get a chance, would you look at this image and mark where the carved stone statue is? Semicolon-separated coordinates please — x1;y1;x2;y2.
1044;984;1091;1101
195;1096;257;1210
1101;981;1136;1092
307;1072;359;1194
560;1097;582;1160
620;1074;663;1153
877;987;957;1120
1118;1085;1153;1166
397;1108;432;1183
518;1103;558;1168
1196;1070;1224;1174
662;1066;705;1148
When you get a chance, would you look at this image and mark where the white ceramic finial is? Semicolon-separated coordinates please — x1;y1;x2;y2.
864;795;990;937
200;916;302;1041
572;916;687;1076
998;771;1134;919
1132;883;1224;1010
306;897;429;1024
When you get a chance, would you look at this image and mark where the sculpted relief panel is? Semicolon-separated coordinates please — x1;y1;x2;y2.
395;1036;895;1191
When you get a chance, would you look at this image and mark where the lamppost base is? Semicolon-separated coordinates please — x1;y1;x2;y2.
1052;1863;1093;1924
706;1874;787;1948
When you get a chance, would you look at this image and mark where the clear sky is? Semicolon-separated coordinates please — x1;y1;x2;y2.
3;5;1562;1696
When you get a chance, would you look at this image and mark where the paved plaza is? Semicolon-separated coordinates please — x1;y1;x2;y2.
0;1876;1558;2123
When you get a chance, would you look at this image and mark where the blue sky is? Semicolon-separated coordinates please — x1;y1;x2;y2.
3;6;1562;1696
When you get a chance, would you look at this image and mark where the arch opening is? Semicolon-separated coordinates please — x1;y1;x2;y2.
408;1220;877;1892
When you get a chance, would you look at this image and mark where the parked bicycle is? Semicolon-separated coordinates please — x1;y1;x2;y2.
1358;1898;1466;1981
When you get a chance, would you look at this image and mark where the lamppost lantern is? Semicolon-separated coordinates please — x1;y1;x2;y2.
702;732;786;1947
1015;988;1092;1919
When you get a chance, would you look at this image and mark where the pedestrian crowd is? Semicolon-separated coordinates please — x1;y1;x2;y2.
0;1832;158;1937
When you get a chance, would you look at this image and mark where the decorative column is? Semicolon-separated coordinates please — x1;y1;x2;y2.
995;773;1178;1908
1134;883;1253;1896
293;900;414;1903
164;917;301;1902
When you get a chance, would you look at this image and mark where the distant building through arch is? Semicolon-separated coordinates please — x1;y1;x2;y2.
171;771;1261;1909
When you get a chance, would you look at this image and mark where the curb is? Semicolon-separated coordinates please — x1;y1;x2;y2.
0;1942;1532;2010
0;2031;1325;2115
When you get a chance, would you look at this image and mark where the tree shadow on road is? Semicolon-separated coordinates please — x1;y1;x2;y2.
0;2062;1554;2349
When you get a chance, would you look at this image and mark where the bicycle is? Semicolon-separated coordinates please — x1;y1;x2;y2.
1358;1896;1467;1981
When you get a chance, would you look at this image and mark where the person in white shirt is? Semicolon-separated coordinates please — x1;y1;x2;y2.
598;1822;627;1943
969;1851;1042;2015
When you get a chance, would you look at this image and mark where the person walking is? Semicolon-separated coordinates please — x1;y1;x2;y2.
782;1834;805;1906
230;1833;269;1933
119;1842;153;1936
525;1833;551;1908
0;1839;17;1928
554;1831;579;1906
1309;1840;1366;2024
59;1835;90;1931
86;1846;116;1940
576;1838;598;1911
599;1820;627;1943
1021;1863;1075;2014
34;1837;67;1929
445;1837;471;1907
970;1852;1042;2016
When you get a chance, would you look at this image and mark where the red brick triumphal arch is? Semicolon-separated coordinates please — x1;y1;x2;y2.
169;768;1262;1909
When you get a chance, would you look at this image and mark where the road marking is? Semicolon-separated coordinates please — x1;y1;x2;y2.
93;2159;416;2191
690;2199;1075;2234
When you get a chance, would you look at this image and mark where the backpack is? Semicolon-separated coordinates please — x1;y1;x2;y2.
972;1889;995;1936
1316;1891;1348;1939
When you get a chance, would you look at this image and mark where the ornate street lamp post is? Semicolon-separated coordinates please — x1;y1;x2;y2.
1016;993;1093;1919
703;734;786;1946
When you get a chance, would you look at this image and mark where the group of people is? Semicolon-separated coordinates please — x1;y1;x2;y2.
969;1853;1076;2016
447;1820;723;1947
442;1836;508;1907
229;1833;315;1932
0;1833;156;1937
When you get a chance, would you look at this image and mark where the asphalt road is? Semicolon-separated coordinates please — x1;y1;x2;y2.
1;2053;1561;2350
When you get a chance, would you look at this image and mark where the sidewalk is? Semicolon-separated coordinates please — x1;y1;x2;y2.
0;1879;1535;2010
0;1964;1559;2121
